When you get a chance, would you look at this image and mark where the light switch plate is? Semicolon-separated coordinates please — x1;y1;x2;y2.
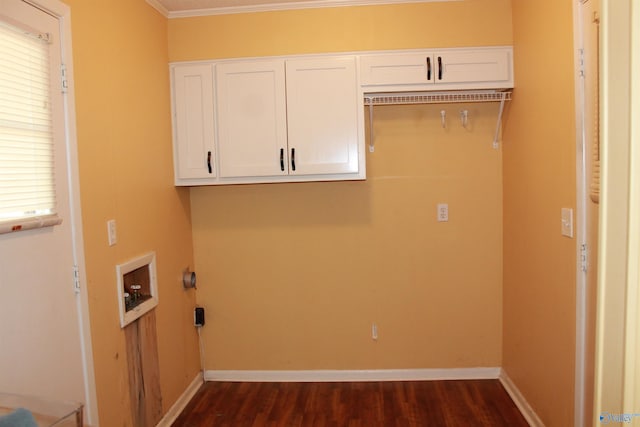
107;219;117;246
561;208;573;238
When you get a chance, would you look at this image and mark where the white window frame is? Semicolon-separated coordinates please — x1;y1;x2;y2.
0;9;61;234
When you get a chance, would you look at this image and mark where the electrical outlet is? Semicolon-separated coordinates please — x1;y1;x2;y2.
561;208;574;238
194;307;205;327
437;203;449;222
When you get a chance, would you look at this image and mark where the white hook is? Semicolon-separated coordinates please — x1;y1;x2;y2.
440;110;446;128
460;110;469;128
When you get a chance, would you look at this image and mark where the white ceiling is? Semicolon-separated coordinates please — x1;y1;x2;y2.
147;0;456;18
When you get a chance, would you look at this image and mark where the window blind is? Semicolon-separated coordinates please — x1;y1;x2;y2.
0;19;60;232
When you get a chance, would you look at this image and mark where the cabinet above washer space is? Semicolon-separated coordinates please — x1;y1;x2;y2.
360;46;513;92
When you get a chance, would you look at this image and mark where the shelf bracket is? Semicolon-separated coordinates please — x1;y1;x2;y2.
492;93;507;149
368;98;375;152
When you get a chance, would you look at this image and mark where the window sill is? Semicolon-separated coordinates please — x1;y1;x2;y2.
0;215;62;235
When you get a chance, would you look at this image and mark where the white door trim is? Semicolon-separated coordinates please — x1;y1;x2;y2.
594;0;632;419
623;0;640;412
572;1;588;426
22;0;99;424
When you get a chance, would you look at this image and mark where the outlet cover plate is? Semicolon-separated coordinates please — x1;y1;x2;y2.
561;208;574;238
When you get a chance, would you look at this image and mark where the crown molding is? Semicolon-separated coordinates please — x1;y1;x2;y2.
146;0;170;17
152;0;460;19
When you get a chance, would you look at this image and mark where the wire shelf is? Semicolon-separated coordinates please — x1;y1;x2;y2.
364;90;512;152
364;90;511;106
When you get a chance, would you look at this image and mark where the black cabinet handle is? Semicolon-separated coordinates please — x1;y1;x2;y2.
291;148;296;172
438;56;443;80
426;57;431;81
207;151;212;174
280;148;285;171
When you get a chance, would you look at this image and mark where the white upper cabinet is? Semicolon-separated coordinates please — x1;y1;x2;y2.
170;46;512;186
171;64;216;183
172;55;365;185
360;46;513;92
216;60;288;178
285;57;360;176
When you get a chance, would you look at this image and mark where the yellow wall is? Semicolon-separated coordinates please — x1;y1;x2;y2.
503;1;577;426
168;0;513;61
170;1;512;371
62;1;199;425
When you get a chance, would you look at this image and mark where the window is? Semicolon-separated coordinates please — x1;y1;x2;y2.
0;19;61;233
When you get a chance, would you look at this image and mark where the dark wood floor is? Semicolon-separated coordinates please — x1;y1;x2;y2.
171;380;528;426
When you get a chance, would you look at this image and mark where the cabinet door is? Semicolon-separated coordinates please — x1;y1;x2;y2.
360;53;434;86
285;56;360;176
172;64;216;181
435;49;512;85
216;60;288;178
359;47;513;91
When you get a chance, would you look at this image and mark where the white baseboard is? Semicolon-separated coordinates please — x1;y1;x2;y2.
499;369;544;427
156;372;203;427
204;367;501;382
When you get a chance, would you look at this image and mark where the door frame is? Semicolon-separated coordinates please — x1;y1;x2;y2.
625;0;640;411
594;0;638;420
22;0;99;424
572;0;590;425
